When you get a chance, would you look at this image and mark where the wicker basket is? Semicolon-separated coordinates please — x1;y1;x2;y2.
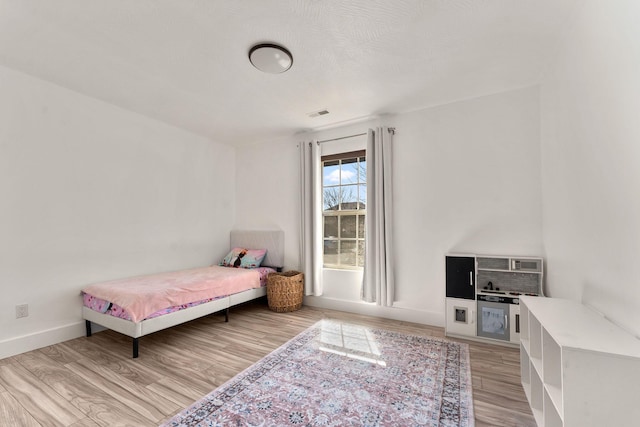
267;271;304;312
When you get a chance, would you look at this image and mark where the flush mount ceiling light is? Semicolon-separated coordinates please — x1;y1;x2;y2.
248;43;293;74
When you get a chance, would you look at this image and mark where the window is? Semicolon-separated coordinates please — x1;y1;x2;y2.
322;150;366;269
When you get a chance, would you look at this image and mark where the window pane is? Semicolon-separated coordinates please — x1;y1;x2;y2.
341;215;356;238
321;154;367;270
341;158;359;185
324;240;338;266
357;240;365;267
359;158;366;184
323;187;341;211
340;241;357;266
323;161;340;187
358;184;367;209
324;216;338;238
339;185;358;210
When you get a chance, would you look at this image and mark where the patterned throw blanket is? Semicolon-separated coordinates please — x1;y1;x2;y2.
163;320;474;427
82;266;260;322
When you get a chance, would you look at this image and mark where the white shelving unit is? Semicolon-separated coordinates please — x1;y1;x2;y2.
520;296;640;426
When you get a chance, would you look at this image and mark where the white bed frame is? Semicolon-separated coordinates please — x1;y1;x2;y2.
83;230;284;358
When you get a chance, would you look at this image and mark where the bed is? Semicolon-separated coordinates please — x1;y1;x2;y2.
81;230;284;358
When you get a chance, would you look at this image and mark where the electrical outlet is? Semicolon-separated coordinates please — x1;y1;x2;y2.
16;304;28;319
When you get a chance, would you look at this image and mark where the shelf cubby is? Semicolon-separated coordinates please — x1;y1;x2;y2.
529;314;542;374
543;390;563;427
530;367;544;426
542;329;562;415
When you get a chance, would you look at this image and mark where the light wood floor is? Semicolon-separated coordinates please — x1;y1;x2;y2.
0;301;535;426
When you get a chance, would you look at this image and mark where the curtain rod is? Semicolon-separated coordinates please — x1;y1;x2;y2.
317;132;367;144
316;127;396;144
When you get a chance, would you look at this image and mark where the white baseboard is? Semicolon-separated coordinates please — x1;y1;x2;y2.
0;300;443;360
0;321;87;360
303;296;444;327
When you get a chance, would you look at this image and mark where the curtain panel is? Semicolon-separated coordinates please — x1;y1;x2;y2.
362;127;395;306
299;141;323;296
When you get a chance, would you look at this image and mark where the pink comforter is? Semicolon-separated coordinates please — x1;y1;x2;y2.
82;266;260;322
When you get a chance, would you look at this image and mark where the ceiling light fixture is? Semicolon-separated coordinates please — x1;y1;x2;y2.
248;43;293;74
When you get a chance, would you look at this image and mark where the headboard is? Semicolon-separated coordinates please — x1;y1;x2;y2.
230;230;284;269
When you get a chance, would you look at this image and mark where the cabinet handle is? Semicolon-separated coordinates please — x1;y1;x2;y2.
469;272;473;286
504;314;508;330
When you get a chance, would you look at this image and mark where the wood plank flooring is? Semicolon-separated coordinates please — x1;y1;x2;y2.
0;301;536;426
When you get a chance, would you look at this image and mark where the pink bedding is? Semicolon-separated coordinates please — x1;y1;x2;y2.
82;266;270;322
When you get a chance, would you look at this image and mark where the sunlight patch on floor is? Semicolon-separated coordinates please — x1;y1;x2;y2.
316;320;386;366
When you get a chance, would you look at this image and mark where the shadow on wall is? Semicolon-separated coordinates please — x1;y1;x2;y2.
447;216;543;257
582;282;640;339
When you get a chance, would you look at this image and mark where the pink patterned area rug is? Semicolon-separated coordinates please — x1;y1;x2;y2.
163;320;474;427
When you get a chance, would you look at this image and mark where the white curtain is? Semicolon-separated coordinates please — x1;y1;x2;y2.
362;127;395;306
299;141;323;296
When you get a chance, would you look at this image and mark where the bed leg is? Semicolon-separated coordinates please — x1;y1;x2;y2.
133;338;139;359
225;308;229;323
85;320;92;337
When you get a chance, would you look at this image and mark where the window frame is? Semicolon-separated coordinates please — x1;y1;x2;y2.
321;150;366;270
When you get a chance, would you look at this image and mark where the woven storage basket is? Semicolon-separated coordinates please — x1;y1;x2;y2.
267;271;304;312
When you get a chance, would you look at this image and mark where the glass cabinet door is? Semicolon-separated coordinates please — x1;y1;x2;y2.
477;301;510;341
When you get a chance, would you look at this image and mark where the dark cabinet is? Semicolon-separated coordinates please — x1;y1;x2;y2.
446;256;475;300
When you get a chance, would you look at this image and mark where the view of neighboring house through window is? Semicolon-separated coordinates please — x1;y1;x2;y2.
322;150;366;269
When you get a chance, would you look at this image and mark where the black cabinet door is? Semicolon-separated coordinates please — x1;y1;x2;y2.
446;256;475;299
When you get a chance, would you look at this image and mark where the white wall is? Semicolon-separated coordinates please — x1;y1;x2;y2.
393;87;543;318
0;66;235;358
540;0;640;337
236;86;543;326
233;137;300;269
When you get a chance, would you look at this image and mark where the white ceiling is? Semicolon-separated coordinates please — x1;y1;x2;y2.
0;0;580;146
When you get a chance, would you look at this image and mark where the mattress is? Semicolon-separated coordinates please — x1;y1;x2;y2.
82;266;275;322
